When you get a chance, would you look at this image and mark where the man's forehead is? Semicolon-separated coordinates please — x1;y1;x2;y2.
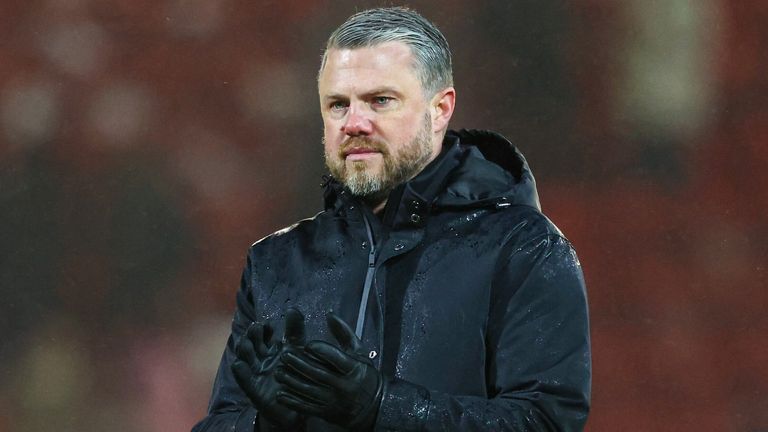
319;42;421;95
323;42;416;72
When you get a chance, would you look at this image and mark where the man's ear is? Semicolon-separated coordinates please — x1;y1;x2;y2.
430;87;456;133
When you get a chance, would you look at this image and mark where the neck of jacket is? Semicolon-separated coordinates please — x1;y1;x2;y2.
322;128;541;228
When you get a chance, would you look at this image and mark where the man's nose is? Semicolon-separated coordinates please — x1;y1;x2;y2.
341;107;373;136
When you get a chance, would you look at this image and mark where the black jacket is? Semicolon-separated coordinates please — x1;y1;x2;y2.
192;130;591;431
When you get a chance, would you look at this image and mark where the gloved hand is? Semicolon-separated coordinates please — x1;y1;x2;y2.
231;307;307;431
275;312;384;430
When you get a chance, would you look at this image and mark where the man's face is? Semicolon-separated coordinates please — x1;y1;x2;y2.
319;42;440;201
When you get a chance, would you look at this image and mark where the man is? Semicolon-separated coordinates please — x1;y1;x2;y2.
193;7;590;432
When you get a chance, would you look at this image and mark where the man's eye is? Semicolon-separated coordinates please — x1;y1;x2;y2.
373;96;391;106
330;101;347;111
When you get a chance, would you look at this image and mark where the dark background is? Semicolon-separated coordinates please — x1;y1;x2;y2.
1;1;766;431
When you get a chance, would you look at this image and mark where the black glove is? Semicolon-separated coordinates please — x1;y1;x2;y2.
231;307;307;431
275;312;384;430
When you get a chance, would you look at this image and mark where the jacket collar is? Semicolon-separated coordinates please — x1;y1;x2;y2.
379;136;463;229
322;129;541;225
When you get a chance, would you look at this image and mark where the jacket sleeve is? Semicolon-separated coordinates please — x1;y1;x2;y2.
374;234;591;432
191;251;263;432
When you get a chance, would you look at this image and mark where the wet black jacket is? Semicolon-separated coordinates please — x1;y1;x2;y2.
192;130;591;431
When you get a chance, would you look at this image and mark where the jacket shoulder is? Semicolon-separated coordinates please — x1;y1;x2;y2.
494;204;567;246
247;210;330;253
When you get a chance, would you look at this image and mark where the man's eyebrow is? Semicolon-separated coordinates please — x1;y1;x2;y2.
361;87;402;97
322;93;348;101
322;87;403;101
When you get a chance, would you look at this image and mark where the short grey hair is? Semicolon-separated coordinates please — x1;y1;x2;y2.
320;7;453;97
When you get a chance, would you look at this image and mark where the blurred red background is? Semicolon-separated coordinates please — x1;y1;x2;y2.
1;1;766;431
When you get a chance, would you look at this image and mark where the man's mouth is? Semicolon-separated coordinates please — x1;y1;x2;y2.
343;147;380;159
344;147;379;156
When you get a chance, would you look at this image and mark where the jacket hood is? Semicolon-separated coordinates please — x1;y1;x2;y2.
435;129;540;210
323;128;540;214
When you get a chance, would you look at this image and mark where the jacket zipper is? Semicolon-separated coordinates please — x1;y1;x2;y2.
355;212;377;339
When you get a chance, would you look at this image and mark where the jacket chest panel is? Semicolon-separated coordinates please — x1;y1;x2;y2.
252;228;371;343
372;229;500;395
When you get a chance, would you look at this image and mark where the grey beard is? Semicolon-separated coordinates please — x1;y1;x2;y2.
345;168;391;206
325;113;434;202
345;164;385;197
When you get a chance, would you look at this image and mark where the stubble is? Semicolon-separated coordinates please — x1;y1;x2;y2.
324;113;434;203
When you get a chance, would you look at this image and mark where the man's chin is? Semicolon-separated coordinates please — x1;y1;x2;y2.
342;169;387;196
346;157;382;172
346;161;382;180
